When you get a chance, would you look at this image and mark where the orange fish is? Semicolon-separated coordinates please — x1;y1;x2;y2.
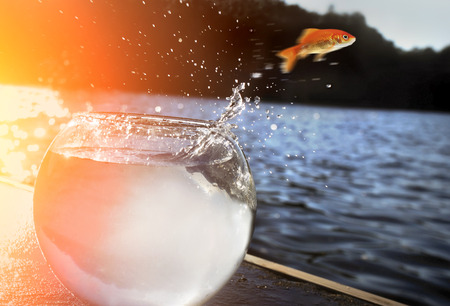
277;28;356;73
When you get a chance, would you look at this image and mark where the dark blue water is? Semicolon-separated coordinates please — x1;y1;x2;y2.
4;88;450;305
235;104;450;305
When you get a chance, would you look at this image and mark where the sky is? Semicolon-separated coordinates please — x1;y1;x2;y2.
284;0;450;51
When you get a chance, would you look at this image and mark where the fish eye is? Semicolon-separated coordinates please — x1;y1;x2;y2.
343;35;349;40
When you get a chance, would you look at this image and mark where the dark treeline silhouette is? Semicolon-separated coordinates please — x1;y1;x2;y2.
1;0;449;111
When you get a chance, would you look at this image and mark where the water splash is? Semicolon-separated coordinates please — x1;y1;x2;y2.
175;83;249;163
217;82;246;125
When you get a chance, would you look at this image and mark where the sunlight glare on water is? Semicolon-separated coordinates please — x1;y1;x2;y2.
0;85;70;182
0;85;69;121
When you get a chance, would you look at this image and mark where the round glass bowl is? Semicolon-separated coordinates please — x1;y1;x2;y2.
33;112;256;305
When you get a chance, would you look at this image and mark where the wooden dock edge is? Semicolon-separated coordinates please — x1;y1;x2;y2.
1;177;405;306
0;176;34;192
244;254;406;306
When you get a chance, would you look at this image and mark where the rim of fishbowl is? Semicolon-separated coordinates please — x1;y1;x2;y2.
72;112;216;129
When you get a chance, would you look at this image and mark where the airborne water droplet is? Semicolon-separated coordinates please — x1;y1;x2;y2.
254;96;260;106
217;83;246;124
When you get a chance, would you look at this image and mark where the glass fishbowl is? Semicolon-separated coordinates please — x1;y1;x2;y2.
33;112;257;305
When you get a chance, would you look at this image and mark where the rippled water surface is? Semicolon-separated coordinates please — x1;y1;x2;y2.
239;105;450;305
1;87;449;305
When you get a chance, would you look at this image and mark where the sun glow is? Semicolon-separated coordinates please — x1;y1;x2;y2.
0;85;70;183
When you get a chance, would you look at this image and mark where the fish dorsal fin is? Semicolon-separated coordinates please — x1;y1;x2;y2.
296;28;320;44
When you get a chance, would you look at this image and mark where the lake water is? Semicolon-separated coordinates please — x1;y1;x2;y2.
1;85;450;305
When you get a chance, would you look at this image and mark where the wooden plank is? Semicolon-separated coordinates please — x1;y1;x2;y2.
244;254;406;306
0;176;34;192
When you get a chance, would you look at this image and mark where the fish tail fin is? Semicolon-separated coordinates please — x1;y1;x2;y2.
277;45;302;73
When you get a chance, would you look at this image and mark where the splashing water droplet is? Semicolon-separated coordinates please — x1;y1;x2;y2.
175;83;247;162
217;83;246;124
254;96;261;109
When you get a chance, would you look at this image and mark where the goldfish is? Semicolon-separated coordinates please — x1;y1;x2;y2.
277;28;356;73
